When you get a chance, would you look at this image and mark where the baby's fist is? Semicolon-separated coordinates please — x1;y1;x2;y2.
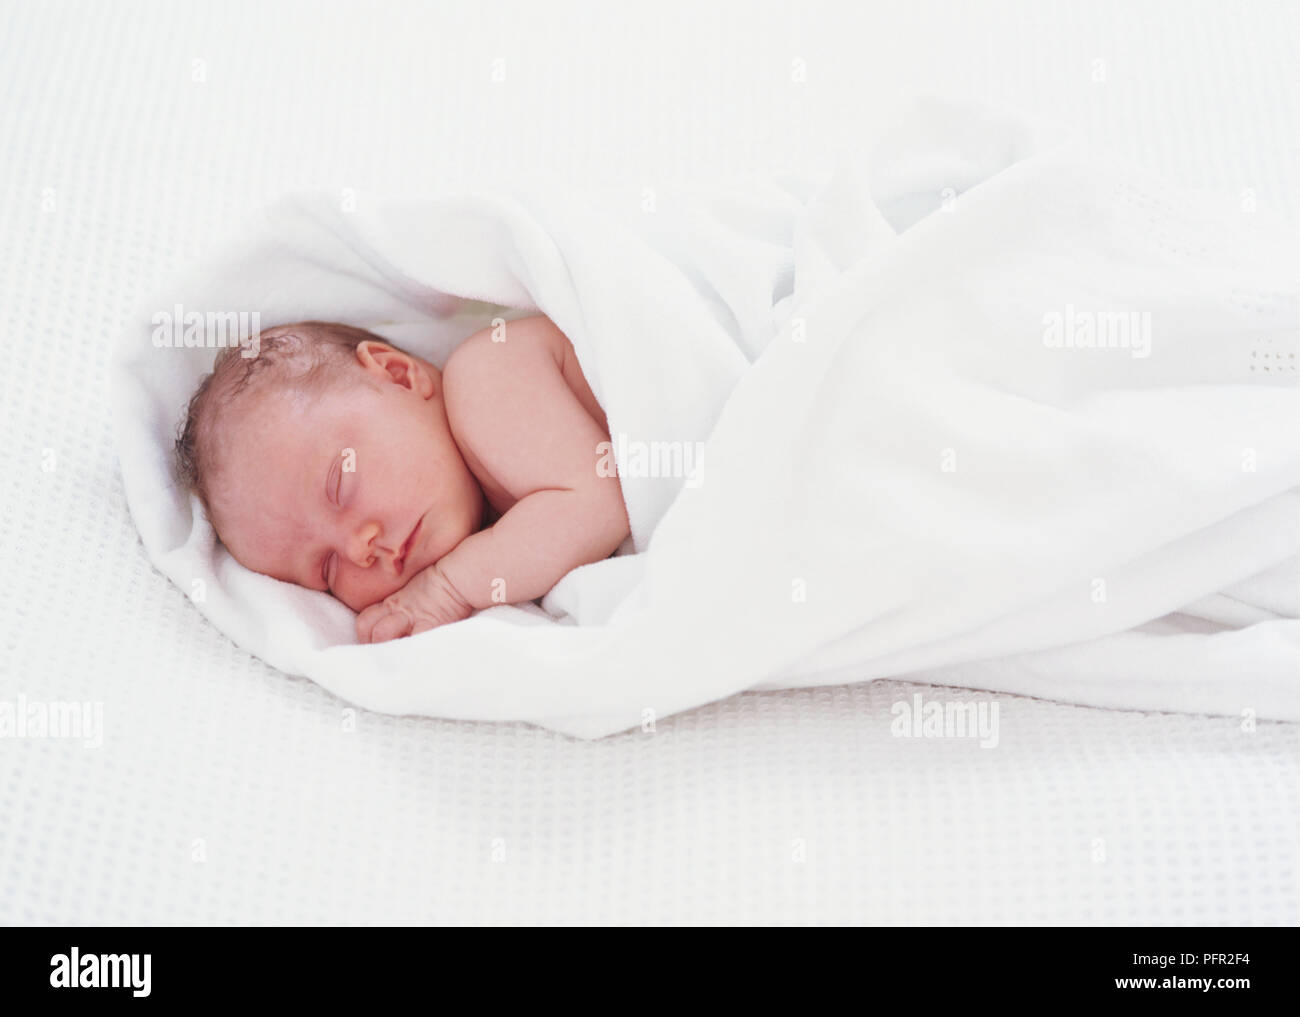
355;563;474;643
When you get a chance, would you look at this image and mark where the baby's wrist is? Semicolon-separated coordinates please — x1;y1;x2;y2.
428;561;475;616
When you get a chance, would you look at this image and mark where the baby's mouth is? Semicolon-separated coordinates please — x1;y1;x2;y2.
394;516;423;576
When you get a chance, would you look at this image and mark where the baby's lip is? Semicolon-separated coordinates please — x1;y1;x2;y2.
394;516;423;575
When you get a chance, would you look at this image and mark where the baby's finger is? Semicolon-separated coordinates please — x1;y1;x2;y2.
355;603;387;643
409;615;444;637
369;609;413;643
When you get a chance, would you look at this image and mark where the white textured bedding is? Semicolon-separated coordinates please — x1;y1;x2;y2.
3;0;1299;924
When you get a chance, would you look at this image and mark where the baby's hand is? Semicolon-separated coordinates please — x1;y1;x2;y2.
355;563;474;643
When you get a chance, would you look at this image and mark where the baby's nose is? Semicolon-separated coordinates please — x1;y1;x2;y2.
345;523;381;568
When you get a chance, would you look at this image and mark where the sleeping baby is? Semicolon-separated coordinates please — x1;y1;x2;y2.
174;315;630;643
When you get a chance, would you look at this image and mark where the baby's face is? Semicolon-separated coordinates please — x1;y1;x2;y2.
209;346;485;612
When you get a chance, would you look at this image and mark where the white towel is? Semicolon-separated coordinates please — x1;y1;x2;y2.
111;98;1300;738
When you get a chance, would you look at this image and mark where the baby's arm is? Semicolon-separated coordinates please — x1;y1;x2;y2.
356;318;629;643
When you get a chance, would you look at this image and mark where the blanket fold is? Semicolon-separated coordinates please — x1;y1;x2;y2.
111;98;1300;737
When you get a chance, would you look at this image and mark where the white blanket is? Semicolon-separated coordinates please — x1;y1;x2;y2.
110;99;1300;738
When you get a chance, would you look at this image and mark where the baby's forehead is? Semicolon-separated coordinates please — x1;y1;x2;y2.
206;396;319;526
227;363;360;422
212;368;384;468
208;384;321;470
221;382;311;436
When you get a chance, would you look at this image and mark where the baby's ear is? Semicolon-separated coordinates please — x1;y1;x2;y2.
356;340;435;397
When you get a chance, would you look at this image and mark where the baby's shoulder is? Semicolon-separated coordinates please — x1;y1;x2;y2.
443;314;565;386
442;315;567;432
